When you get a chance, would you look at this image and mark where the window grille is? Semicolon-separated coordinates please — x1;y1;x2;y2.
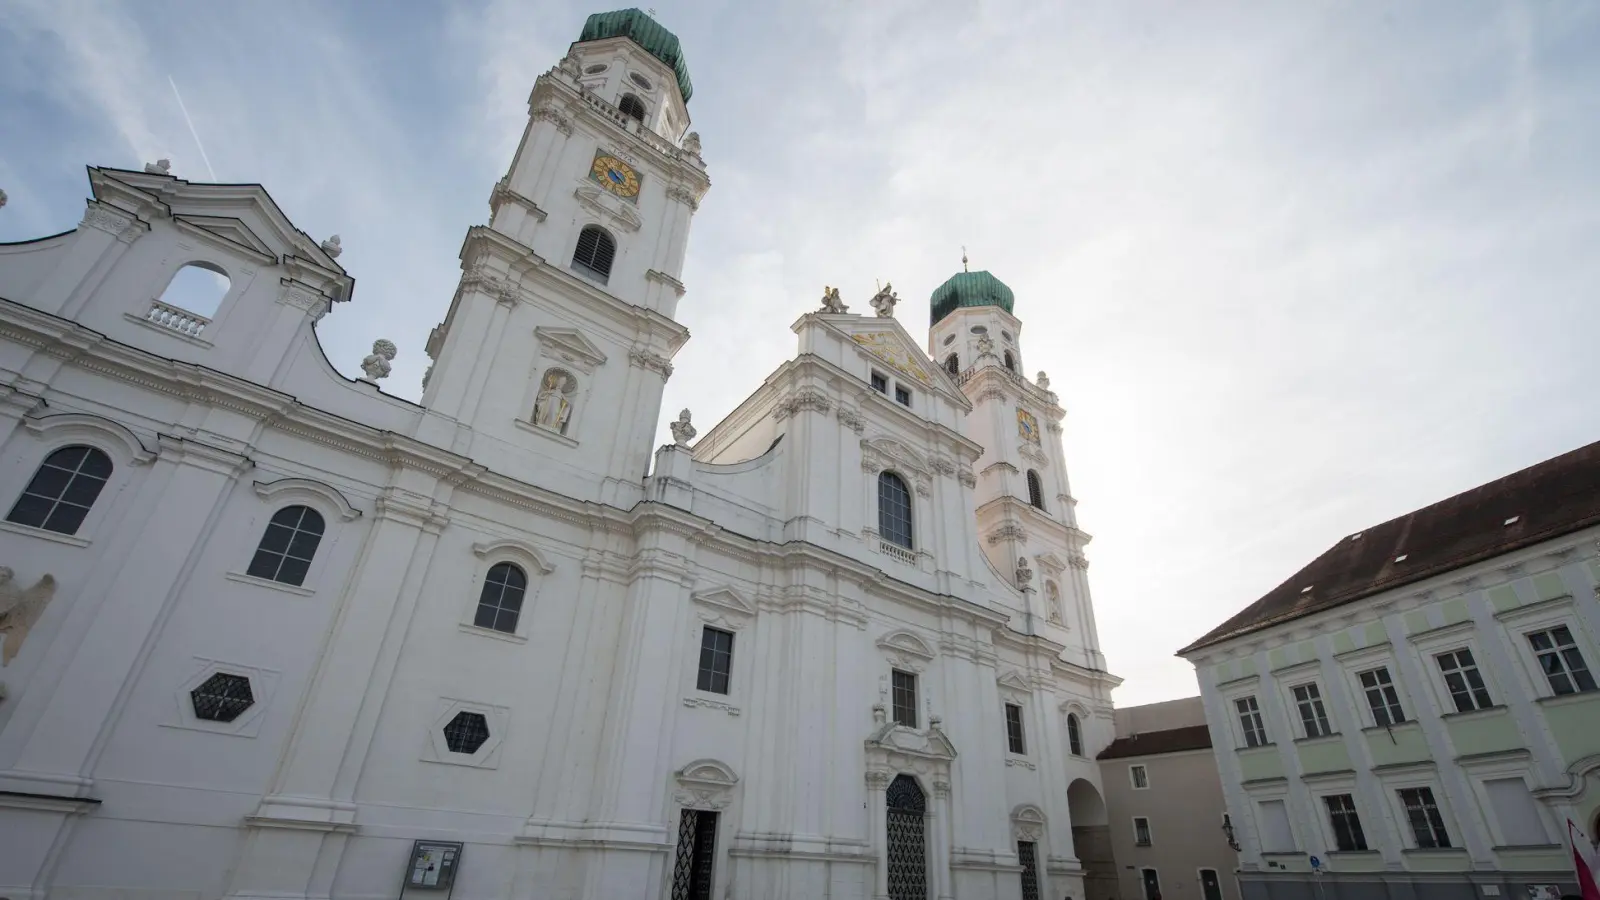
1141;869;1161;900
1292;682;1332;737
1067;713;1083;756
6;445;113;535
670;809;719;900
1134;817;1152;846
1436;649;1493;712
443;711;490;754
191;673;254;722
473;562;528;633
1398;787;1451;848
1005;703;1026;754
619;93;647;122
1018;841;1041;900
1201;870;1223;900
1026;470;1045;510
572;225;617;281
1527;626;1597;695
1359;667;1406;726
1324;794;1368;851
885;775;927;900
246;505;326;587
945;354;959;375
891;669;918;728
877;472;913;550
1235;695;1267;747
697;626;734;694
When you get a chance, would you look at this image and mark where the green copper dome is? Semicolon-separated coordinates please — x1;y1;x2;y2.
930;271;1015;325
579;8;693;103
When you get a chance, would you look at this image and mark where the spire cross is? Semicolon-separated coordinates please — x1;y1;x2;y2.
961;246;969;273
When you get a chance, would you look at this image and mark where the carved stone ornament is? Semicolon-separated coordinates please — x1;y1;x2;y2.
320;234;342;259
558;54;581;78
628;347;674;379
673;758;739;810
835;405;865;434
532;105;574;136
986;523;1027;546
79;203;136;237
931;455;956;476
574;183;643;232
868;283;899;318
820;285;848;314
958;468;977;488
1015;557;1033;590
976;334;995;356
1047;582;1063;625
666;186;700;211
0;567;57;667
359;339;396;382
772;388;832;420
1067;551;1090;570
683;131;702;155
278;280;330;321
670;409;696;446
1036;371;1051;390
143;158;172;175
1012;805;1047;842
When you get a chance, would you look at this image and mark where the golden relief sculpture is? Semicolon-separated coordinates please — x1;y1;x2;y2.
0;567;57;667
851;333;930;385
1017;407;1040;444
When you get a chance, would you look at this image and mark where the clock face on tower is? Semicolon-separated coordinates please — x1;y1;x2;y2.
589;152;641;202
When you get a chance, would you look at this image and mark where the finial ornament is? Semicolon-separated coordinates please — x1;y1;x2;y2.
670;408;696;446
143;158;172;175
359;339;396;382
321;234;343;259
868;283;898;318
961;246;969;273
1015;556;1033;590
683;131;702;156
819;285;848;314
1036;371;1050;389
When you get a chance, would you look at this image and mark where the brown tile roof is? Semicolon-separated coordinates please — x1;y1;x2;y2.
1096;724;1213;760
1180;439;1600;655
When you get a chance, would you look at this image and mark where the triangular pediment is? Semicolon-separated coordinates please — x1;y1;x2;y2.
534;326;608;373
802;313;968;407
691;585;756;619
996;670;1031;693
173;215;277;263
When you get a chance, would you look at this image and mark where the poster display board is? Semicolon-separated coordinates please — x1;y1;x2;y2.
399;840;463;898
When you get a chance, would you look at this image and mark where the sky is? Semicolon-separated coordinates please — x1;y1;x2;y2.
2;0;1598;706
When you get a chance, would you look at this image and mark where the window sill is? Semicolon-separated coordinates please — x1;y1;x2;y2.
457;622;528;644
1260;851;1303;858
1401;847;1466;856
1492;844;1562;852
1361;721;1418;734
1328;850;1380;857
225;571;315;597
1535;690;1600;709
1440;705;1507;721
1294;732;1343;744
513;418;579;449
1134;842;1152;848
0;520;90;547
1237;742;1278;752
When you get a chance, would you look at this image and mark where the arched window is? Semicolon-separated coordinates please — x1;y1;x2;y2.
618;93;647;123
877;471;914;550
1026;470;1045;510
156;262;230;319
5;445;113;535
246;505;326;587
571;225;617;282
945;353;959;376
1068;713;1084;756
1003;351;1016;372
474;562;528;633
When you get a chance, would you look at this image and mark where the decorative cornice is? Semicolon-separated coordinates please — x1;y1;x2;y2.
772;388;832;420
277;279;331;321
530;105;574;136
666;186;700;211
987;524;1028;546
79;201;147;244
645;269;686;296
489;179;548;221
1067;551;1089;570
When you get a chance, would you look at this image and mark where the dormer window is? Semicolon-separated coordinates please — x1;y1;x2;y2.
619;93;647;123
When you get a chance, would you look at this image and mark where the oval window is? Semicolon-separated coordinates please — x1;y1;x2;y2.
970;325;988;335
585;64;608;74
629;72;653;90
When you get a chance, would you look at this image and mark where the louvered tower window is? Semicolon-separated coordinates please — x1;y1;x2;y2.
945;354;959;376
572;226;617;281
619;93;647;123
1026;470;1045;510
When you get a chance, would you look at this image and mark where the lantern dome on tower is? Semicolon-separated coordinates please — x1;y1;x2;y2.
578;8;694;103
929;270;1015;326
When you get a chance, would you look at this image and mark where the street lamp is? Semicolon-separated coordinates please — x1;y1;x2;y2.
1221;813;1241;852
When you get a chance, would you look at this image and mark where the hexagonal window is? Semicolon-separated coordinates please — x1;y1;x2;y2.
191;673;255;722
443;711;490;754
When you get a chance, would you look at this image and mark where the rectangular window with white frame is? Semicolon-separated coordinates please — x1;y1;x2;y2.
1357;666;1406;727
1130;764;1149;790
1291;682;1332;738
1435;649;1494;712
1525;625;1597;696
1133;816;1152;846
1255;798;1295;853
1396;786;1452;848
1322;793;1369;851
1481;776;1549;847
1234;695;1268;747
891;669;918;728
1004;702;1026;755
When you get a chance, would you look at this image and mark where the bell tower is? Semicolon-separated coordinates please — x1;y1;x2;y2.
419;9;710;506
929;270;1106;670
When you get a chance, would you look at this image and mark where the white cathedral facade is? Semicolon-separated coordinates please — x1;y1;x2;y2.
0;10;1120;900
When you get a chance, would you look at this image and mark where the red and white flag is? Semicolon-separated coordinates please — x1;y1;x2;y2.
1571;818;1600;900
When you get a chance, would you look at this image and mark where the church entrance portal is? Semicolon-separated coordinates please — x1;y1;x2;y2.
886;774;928;900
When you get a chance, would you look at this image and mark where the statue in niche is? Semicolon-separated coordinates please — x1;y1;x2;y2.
533;368;577;434
1047;581;1063;625
819;285;847;314
359;339;396;382
0;567;57;667
869;283;899;318
1015;556;1033;590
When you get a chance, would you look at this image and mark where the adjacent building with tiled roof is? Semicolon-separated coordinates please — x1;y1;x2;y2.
1179;441;1600;900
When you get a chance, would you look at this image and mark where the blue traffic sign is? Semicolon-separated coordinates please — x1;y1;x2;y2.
1309;855;1322;870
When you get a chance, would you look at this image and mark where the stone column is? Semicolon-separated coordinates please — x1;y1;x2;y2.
932;777;954;900
867;769;891;900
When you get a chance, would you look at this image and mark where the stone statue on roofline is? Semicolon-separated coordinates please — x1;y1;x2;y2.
670;409;696;446
819;286;847;314
360;339;396;382
869;283;898;318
